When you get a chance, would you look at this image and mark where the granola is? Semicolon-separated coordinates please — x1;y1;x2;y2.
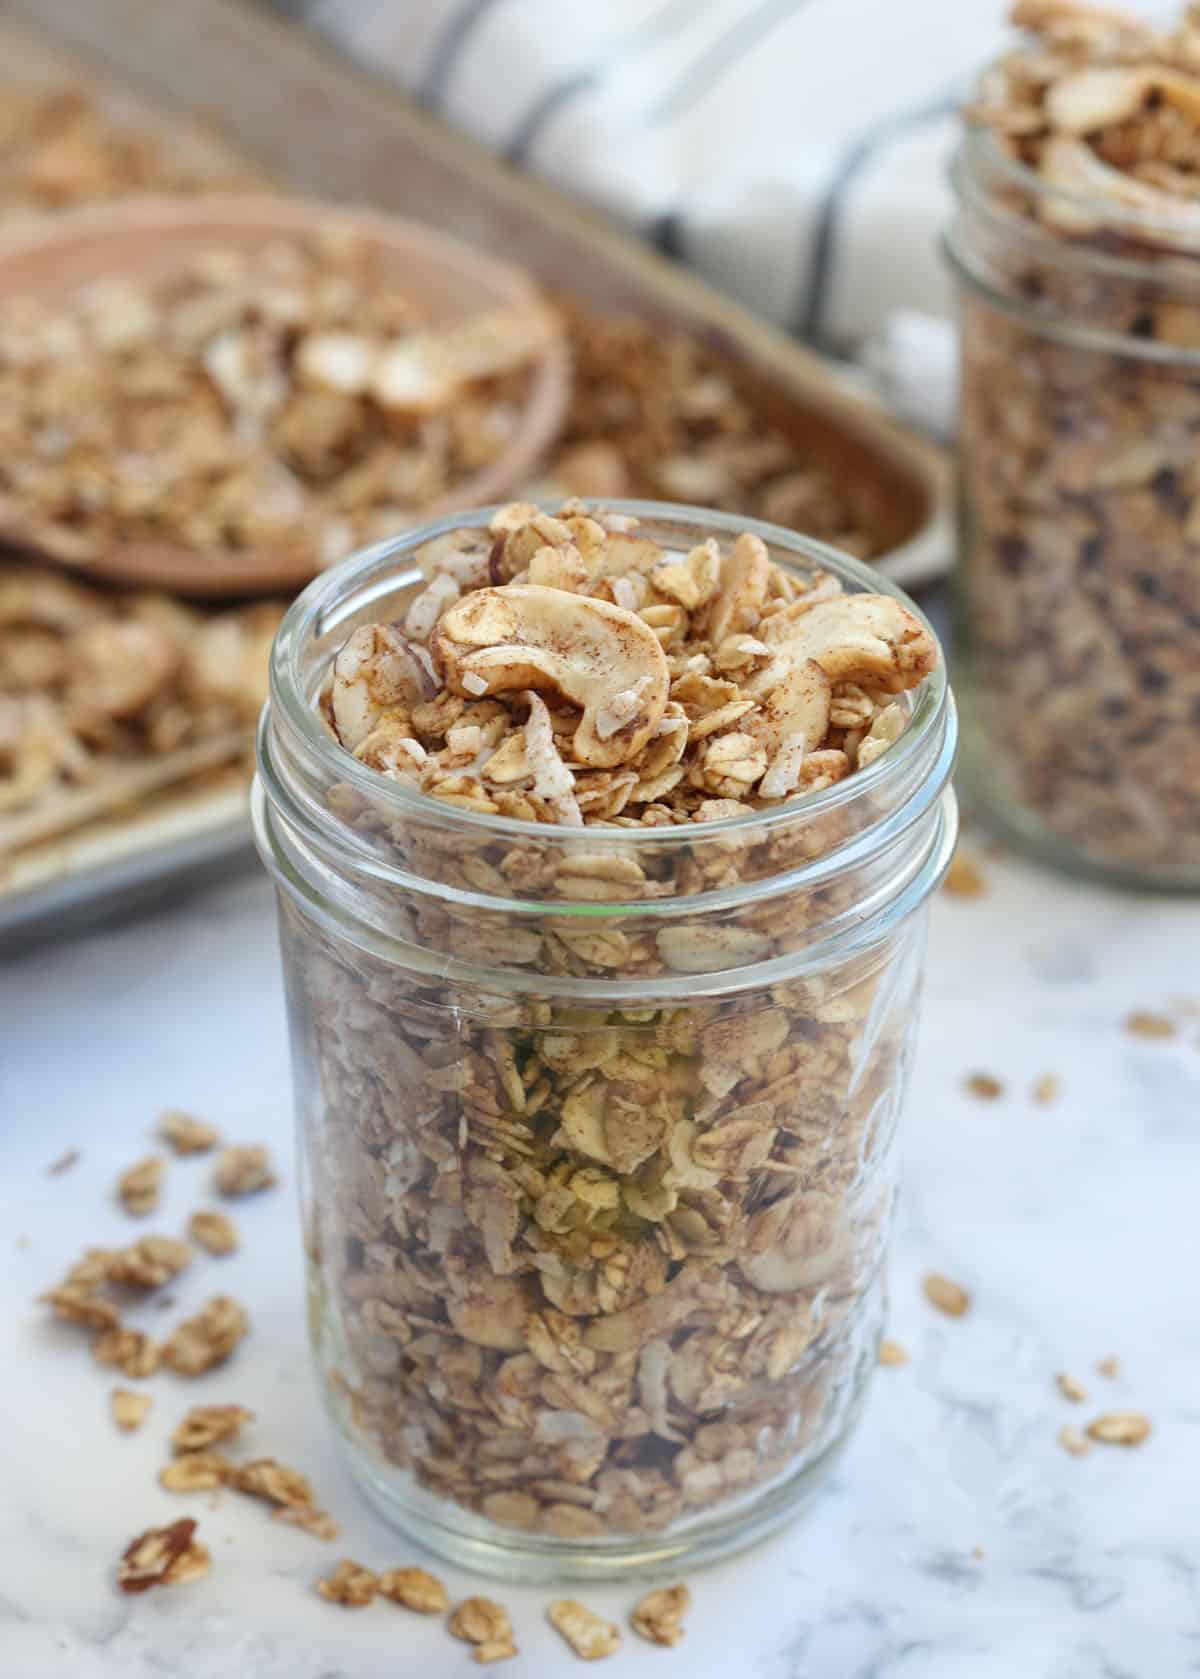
1058;1423;1090;1457
547;1600;622;1660
161;1295;248;1375
543;298;885;558
107;1235;192;1290
214;1145;276;1198
959;2;1200;875
327;503;934;831
117;1518;210;1592
93;1326;160;1379
159;1109;220;1154
0;238;546;573
964;1073;1004;1101
273;1505;340;1541
317;1559;378;1606
377;1566;449;1614
0;85;261;211
630;1584;690;1647
172;1403;254;1453
160;1451;233;1492
1087;1410;1151;1445
274;504;946;1553
116;1156;164;1217
0;566;284;848
188;1209;239;1256
111;1388;152;1432
232;1458;316;1509
450;1598;518;1664
923;1274;972;1317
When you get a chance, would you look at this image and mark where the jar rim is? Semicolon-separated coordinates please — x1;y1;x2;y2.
266;498;950;860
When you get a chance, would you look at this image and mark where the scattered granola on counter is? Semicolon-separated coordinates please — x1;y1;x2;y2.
965;1073;1004;1101
117;1517;210;1592
1125;1010;1177;1041
923;1274;972;1318
274;1505;340;1541
630;1583;690;1648
160;1294;248;1375
1097;1355;1121;1379
116;1155;164;1217
111;1387;152;1432
316;1558;378;1607
1056;1372;1087;1403
1058;1424;1090;1457
548;1599;622;1661
878;1338;910;1367
171;1402;254;1453
1087;1411;1151;1446
941;848;987;898
93;1325;160;1379
450;1598;519;1665
1031;1074;1061;1105
214;1145;276;1198
159;1450;232;1492
377;1566;449;1615
188;1208;239;1256
159;1109;220;1154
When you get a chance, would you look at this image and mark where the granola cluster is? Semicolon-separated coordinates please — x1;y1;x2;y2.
960;1;1200;873
0;237;547;571
280;506;941;1547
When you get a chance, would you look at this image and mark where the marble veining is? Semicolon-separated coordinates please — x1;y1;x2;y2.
1;855;1197;1678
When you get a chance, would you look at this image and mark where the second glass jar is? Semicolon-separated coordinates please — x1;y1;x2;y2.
947;125;1200;888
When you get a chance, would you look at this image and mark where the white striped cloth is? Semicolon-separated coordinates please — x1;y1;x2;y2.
284;0;1013;353
273;0;1166;422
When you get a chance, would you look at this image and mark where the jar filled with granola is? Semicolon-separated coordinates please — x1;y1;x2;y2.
948;1;1200;886
253;499;956;1581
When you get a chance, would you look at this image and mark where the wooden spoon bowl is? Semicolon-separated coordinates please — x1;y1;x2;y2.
0;196;570;597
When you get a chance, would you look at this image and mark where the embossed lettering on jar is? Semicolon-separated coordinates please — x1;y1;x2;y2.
253;501;957;1582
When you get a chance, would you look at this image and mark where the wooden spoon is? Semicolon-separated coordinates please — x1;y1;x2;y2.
0;196;570;598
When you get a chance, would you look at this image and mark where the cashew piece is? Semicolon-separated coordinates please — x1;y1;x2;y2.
707;533;770;646
330;623;435;751
759;594;936;694
432;585;669;768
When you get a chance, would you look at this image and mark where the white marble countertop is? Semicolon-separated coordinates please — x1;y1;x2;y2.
2;852;1198;1679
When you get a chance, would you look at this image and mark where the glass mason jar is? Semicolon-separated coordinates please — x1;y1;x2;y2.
947;122;1200;888
252;503;957;1583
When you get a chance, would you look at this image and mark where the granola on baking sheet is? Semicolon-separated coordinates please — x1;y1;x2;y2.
959;2;1200;873
0;564;283;848
277;502;941;1546
0;84;262;212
